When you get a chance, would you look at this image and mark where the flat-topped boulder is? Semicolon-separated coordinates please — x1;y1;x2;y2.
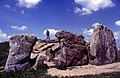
30;39;60;69
89;24;117;65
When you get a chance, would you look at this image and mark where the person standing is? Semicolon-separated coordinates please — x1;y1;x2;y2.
46;29;50;40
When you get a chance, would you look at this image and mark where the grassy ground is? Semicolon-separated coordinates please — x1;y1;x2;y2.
0;42;120;78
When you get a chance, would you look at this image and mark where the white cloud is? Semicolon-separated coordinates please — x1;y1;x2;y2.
43;29;60;35
92;22;100;27
81;7;92;15
115;20;120;26
43;28;60;39
114;31;120;40
74;7;92;15
21;10;25;14
11;26;27;31
83;28;94;36
74;7;81;14
114;31;120;46
82;28;94;41
0;29;9;42
74;0;115;15
4;4;11;8
83;22;101;39
17;0;42;8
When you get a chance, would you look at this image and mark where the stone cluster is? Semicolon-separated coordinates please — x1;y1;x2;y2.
4;24;118;72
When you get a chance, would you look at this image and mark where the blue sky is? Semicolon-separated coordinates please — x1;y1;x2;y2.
0;0;120;46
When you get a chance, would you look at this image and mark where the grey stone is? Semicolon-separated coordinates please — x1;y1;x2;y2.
89;24;117;65
4;34;37;72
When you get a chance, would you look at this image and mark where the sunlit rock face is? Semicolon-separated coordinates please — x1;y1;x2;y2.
89;24;117;65
4;34;37;72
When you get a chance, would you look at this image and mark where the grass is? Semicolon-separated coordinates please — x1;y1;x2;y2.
0;42;120;78
0;67;49;78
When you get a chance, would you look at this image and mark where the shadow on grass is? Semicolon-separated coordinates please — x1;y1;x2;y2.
1;69;120;78
0;65;48;78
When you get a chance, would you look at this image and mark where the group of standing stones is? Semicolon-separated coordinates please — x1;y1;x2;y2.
4;24;119;72
47;24;118;68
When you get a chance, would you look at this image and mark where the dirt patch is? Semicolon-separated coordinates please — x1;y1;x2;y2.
47;62;120;77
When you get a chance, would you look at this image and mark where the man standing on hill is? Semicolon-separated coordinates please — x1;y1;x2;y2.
46;29;50;40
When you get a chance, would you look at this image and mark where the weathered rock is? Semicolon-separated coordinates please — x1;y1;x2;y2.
32;55;46;70
30;39;60;69
4;34;37;72
117;47;120;60
46;46;61;61
54;30;88;69
89;24;117;65
55;30;85;45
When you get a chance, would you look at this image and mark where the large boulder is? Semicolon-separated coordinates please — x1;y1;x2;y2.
54;30;88;69
4;34;37;72
89;24;117;65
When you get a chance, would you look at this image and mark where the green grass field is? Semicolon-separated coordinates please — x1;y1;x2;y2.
0;42;120;78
